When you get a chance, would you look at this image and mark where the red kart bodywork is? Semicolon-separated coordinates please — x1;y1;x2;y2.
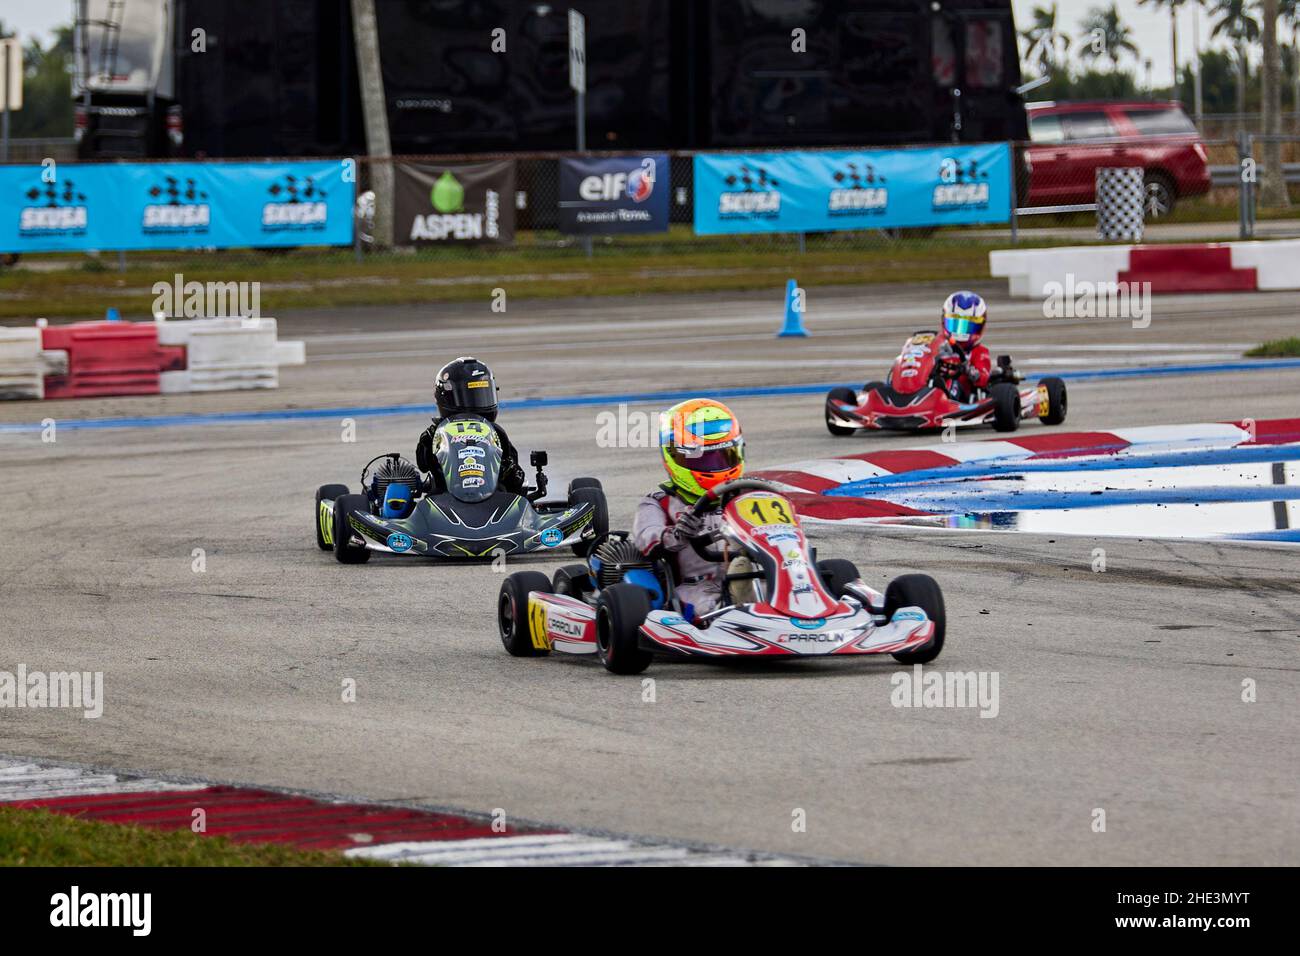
826;331;1057;433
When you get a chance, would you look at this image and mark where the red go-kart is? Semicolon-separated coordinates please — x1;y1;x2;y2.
824;331;1067;436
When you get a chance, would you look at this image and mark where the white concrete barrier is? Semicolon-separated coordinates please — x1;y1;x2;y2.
0;327;45;400
157;318;304;393
1226;239;1300;291
990;240;1300;298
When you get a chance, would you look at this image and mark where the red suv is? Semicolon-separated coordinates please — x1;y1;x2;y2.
1024;101;1211;218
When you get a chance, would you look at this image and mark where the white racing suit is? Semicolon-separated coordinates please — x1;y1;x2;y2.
632;487;744;619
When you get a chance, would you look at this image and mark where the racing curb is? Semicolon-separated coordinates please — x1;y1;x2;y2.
0;753;853;867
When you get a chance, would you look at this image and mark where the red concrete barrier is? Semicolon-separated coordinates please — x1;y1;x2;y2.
39;322;185;399
1119;245;1257;293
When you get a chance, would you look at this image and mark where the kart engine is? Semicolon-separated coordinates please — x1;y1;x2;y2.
591;536;653;590
369;456;421;506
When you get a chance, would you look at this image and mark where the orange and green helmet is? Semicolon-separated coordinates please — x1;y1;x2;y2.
659;399;744;501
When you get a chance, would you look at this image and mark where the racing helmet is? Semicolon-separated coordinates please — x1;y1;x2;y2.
435;356;499;421
659;399;744;502
941;291;988;348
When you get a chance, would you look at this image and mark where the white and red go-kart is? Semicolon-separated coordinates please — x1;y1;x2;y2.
496;479;946;674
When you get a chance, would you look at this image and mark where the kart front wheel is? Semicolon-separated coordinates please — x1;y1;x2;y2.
499;571;553;658
315;484;349;551
568;486;609;558
553;563;594;598
886;574;946;665
1037;377;1067;425
825;386;859;437
816;558;861;598
990;383;1021;433
568;477;602;494
595;583;654;675
332;494;371;564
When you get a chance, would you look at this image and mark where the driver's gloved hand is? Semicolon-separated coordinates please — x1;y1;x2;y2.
666;510;706;548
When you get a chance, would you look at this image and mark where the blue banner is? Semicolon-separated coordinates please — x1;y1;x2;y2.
693;144;1011;235
0;160;355;253
558;155;670;234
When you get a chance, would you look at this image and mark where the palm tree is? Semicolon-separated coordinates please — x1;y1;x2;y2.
1209;0;1261;127
1139;0;1190;90
1260;0;1290;206
1078;4;1140;72
1021;4;1072;75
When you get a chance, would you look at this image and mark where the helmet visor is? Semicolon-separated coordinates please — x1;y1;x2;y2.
669;439;743;475
944;316;985;338
444;378;496;412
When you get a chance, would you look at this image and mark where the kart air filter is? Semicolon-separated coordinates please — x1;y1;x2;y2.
592;536;652;591
371;456;421;503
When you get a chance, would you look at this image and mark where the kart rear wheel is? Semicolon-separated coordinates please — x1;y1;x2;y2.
816;558;861;598
332;494;372;564
568;486;609;558
499;571;553;657
885;574;945;665
1037;377;1068;425
990;383;1021;433
553;563;594;598
595;583;654;675
315;484;349;551
825;386;859;437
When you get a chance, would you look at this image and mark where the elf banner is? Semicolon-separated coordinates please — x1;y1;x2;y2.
395;160;516;245
558;154;669;234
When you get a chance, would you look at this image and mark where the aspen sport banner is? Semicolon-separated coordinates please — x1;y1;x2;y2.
395;160;516;245
692;143;1012;235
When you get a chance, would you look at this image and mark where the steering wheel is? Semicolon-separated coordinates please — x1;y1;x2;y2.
686;478;783;561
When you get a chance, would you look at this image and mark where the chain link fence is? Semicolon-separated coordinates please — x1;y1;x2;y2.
2;138;1297;301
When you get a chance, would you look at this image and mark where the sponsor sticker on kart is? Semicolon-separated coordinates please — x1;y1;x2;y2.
387;532;413;553
539;527;563;547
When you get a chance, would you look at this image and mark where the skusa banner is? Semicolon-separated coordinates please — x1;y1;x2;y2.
558;155;669;234
0;160;354;253
692;144;1012;235
395;160;515;245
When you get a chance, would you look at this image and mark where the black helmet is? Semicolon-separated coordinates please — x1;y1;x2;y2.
435;356;498;421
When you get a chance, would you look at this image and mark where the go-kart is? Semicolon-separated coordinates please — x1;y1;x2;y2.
314;414;607;563
496;478;945;674
824;330;1067;435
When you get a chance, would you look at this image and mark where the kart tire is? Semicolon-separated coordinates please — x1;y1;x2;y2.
568;486;609;558
1037;376;1068;426
886;573;946;665
825;386;859;437
316;484;349;551
499;571;553;658
568;477;602;494
595;583;654;675
553;563;594;598
332;494;372;564
861;380;885;394
990;382;1021;433
816;558;861;598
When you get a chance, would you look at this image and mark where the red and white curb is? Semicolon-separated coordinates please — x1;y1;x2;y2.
752;417;1300;525
0;757;812;867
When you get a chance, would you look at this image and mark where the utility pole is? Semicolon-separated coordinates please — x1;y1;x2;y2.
350;0;394;247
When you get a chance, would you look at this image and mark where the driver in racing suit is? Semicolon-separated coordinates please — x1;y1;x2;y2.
936;291;994;402
414;356;528;495
632;398;754;621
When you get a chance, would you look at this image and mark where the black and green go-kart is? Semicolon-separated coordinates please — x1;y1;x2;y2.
314;415;608;563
